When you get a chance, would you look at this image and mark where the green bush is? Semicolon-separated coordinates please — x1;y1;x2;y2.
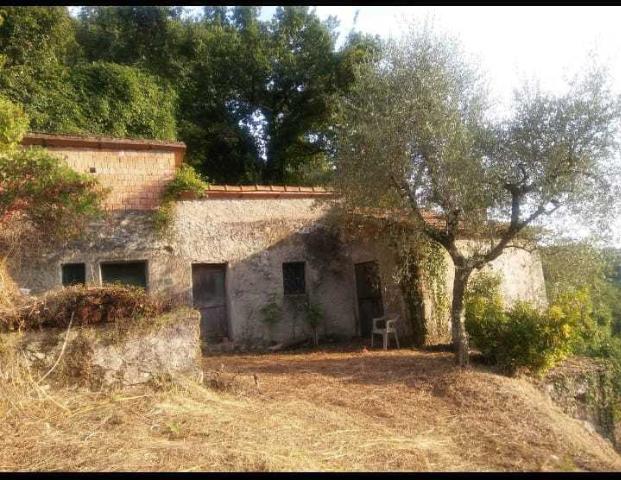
0;95;27;150
465;271;577;374
161;164;210;202
0;147;105;240
303;300;324;346
69;62;177;140
154;164;209;232
259;295;283;342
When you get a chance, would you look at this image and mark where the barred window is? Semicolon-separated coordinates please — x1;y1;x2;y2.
62;263;85;287
283;262;305;295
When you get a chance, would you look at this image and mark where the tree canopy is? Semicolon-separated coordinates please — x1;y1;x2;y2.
0;6;380;184
334;24;621;365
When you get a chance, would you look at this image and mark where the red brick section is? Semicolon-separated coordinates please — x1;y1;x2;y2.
204;184;336;199
21;132;186;211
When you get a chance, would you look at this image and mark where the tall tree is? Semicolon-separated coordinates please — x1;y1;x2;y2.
76;6;185;80
260;6;341;183
334;25;621;365
1;6;380;185
0;6;79;132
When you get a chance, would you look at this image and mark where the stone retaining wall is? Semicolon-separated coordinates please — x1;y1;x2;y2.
541;357;619;449
6;308;201;389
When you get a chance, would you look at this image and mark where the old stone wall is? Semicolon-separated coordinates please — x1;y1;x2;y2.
540;356;619;449
6;308;201;388
171;198;357;346
11;196;549;348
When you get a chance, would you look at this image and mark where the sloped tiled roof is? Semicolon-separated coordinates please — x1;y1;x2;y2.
204;184;336;199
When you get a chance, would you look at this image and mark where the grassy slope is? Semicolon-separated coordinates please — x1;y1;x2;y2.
1;348;620;471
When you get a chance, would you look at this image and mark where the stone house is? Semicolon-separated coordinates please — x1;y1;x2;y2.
12;133;548;348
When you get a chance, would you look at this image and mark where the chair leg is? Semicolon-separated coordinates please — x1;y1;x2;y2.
394;330;400;349
383;333;388;350
371;332;374;348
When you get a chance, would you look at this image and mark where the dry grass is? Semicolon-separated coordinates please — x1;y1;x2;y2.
0;260;22;311
1;345;620;472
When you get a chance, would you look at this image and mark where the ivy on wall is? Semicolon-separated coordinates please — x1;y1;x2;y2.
335;210;449;346
153;164;209;234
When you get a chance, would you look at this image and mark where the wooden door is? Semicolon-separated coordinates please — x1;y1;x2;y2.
192;264;228;341
354;261;384;337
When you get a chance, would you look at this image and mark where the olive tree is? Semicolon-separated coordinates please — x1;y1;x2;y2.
334;25;621;365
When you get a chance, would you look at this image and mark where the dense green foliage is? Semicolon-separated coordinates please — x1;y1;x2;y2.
465;272;582;374
467;248;621;386
542;242;621;336
0;95;27;149
0;96;104;246
0;6;379;184
68;62;177;139
541;242;621;394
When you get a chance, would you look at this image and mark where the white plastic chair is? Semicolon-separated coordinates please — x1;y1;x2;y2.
371;315;400;350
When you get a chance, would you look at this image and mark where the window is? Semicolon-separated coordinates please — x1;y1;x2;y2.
283;262;305;295
62;263;85;287
100;261;147;289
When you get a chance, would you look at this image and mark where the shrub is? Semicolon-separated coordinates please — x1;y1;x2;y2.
1;284;172;332
154;164;209;232
467;301;576;374
69;62;177;140
0;95;28;150
0;147;106;241
303;300;324;346
465;271;577;374
259;295;282;342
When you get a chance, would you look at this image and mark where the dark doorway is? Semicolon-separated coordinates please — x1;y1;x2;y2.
192;263;228;342
354;261;384;337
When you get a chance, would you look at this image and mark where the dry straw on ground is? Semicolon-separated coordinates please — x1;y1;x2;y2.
0;260;21;311
1;344;620;472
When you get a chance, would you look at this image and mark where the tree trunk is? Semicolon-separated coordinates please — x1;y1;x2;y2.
451;266;472;367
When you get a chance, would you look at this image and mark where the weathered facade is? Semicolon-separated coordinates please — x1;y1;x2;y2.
13;133;548;348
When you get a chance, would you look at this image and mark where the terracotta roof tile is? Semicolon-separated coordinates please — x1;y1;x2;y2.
204;184;335;199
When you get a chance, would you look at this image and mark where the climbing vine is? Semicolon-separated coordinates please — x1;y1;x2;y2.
153;164;210;234
335;210;449;346
389;225;449;345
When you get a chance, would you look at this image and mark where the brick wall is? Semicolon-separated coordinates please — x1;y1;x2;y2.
53;148;177;210
21;134;185;211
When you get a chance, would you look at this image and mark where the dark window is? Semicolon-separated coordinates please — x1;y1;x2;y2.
62;263;85;287
100;261;147;289
283;262;305;295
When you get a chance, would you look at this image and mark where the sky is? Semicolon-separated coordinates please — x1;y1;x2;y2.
283;6;621;111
